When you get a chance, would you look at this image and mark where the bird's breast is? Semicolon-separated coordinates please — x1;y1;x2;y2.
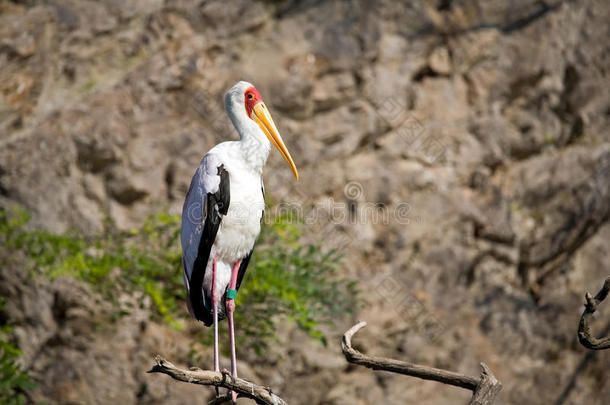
214;170;264;263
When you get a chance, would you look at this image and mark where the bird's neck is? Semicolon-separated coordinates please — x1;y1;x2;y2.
239;130;270;173
227;108;270;174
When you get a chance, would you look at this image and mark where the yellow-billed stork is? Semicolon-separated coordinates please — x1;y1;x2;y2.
180;81;298;401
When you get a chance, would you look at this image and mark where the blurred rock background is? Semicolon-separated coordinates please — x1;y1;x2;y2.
0;0;609;404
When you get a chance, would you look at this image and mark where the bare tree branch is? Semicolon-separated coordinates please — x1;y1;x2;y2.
147;355;286;405
578;277;610;350
469;363;502;405
342;321;502;405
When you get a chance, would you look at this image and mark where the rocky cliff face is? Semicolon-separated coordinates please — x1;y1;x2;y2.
1;0;609;404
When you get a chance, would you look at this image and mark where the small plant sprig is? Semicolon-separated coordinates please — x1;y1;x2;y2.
0;297;37;405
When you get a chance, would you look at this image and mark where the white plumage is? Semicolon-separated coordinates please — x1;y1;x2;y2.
181;81;270;318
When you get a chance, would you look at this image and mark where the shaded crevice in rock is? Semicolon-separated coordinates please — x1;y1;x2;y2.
516;149;610;290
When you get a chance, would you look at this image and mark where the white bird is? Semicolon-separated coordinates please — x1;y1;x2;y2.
180;81;298;402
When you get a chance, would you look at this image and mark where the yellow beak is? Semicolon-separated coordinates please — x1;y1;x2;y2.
252;102;299;179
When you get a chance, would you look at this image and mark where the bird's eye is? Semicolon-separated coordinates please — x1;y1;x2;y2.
247;94;254;100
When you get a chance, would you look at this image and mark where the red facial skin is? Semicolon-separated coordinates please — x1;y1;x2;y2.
244;86;263;118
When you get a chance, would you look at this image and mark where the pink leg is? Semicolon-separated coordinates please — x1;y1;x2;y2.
226;259;241;404
212;256;220;396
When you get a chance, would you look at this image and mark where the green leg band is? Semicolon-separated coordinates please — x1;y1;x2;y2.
226;289;237;299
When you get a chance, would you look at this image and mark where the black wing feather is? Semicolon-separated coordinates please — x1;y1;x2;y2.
189;164;230;326
235;250;253;291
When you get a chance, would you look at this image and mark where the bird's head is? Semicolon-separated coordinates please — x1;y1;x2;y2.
225;81;298;179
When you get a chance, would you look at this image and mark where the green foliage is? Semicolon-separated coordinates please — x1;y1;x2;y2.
0;206;359;354
0;298;37;405
1;207;184;329
235;245;356;353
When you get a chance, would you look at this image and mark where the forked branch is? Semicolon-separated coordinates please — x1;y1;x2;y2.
147;355;286;405
578;277;610;350
342;321;502;405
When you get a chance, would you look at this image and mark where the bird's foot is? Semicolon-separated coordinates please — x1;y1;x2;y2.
220;369;238;404
220;368;233;381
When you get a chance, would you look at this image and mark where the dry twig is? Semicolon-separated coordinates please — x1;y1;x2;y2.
577;277;610;350
342;321;502;405
147;355;286;405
